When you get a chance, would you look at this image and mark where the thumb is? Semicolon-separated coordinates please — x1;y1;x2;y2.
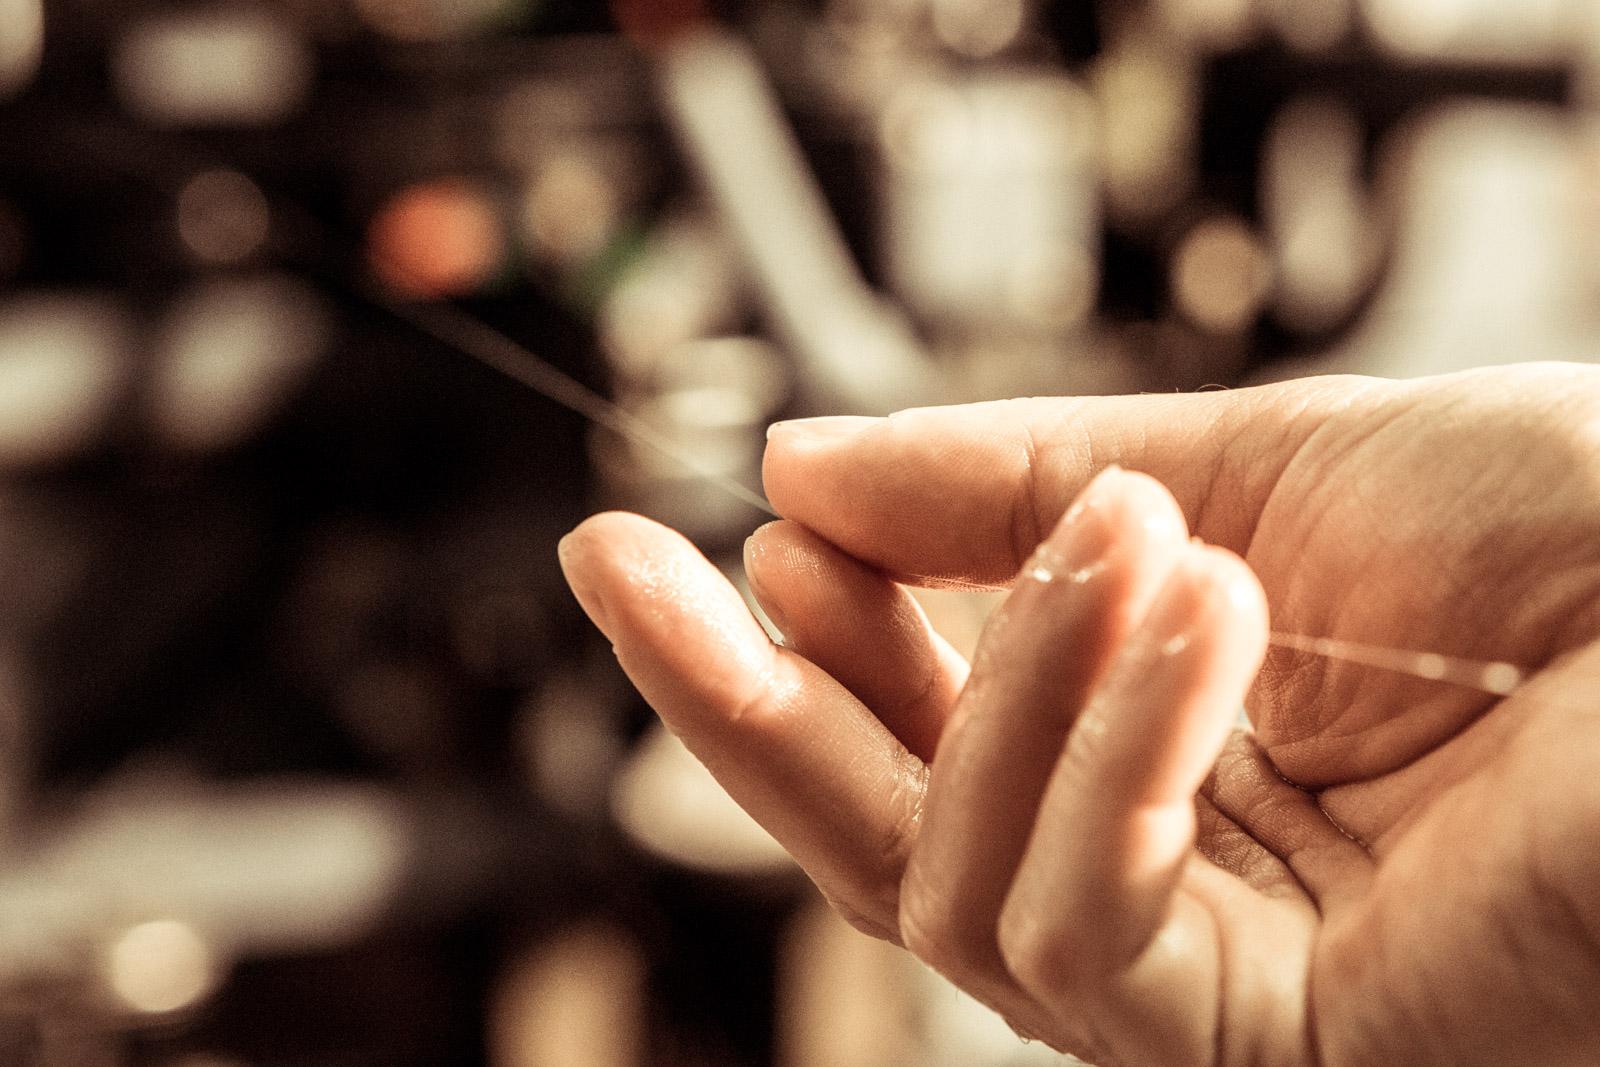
762;377;1388;587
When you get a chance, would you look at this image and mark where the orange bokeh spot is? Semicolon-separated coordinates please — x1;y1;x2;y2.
367;179;504;299
611;0;708;49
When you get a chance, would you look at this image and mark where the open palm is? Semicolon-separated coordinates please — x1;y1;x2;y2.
559;363;1600;1066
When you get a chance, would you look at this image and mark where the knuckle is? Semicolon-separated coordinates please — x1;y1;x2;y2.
1061;704;1110;775
896;877;979;979
876;756;928;870
997;899;1097;999
824;892;902;945
1005;422;1047;574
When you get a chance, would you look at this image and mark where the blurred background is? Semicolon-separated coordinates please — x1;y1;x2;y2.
0;0;1597;1064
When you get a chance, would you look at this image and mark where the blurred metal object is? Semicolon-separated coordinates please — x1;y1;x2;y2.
1264;96;1380;333
657;28;931;411
0;780;412;993
612;722;796;878
879;71;1100;342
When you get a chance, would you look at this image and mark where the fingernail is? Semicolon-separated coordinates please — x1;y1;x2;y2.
766;415;883;444
557;533;613;636
1024;468;1124;584
741;535;790;635
1145;548;1220;657
1060;465;1123;525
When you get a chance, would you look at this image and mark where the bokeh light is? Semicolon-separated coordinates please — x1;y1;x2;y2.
176;169;272;266
1265;97;1376;332
930;0;1027;59
611;724;795;877
490;924;647;1067
1;4;1597;1064
1171;216;1275;335
611;0;708;49
148;275;328;451
105;919;216;1015
0;0;43;100
113;10;312;126
368;179;506;299
353;0;512;41
0;296;128;467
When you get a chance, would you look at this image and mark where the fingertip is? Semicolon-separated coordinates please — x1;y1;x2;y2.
741;519;792;577
765;414;885;445
558;512;656;638
559;510;669;575
742;520;802;635
762;417;886;497
1182;543;1271;657
761;416;901;549
1085;467;1190;549
559;511;775;690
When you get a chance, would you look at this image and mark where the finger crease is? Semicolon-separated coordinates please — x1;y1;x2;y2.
1008;422;1047;576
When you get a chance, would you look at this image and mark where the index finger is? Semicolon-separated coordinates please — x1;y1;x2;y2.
762;377;1388;587
558;512;925;940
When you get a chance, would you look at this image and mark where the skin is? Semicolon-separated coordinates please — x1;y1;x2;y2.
558;363;1600;1066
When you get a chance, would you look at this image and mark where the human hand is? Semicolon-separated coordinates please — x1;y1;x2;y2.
558;363;1600;1066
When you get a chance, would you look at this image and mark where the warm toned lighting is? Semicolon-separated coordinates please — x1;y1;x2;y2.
1266;0;1354;52
353;0;508;42
931;0;1026;58
1171;216;1274;334
106;919;215;1015
611;724;795;876
368;179;505;299
0;296;127;467
113;11;312;126
611;0;708;48
177;169;271;265
0;0;43;100
1362;0;1568;64
149;276;327;451
491;924;647;1067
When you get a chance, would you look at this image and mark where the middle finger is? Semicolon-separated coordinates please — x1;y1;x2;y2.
897;467;1190;1004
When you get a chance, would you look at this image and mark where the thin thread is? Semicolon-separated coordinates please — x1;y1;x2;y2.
348;295;1541;698
901;577;1529;696
42;117;779;520
379;297;778;519
1267;631;1524;697
44;119;1533;696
